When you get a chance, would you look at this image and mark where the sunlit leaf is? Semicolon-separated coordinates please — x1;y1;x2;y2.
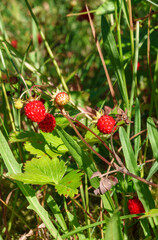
10;157;66;184
104;211;123;240
55;170;83;198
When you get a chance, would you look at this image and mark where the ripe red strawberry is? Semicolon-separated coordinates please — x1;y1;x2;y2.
55;92;69;107
24;100;46;122
38;113;56;132
128;197;145;218
38;33;42;45
11;39;18;49
97;115;116;134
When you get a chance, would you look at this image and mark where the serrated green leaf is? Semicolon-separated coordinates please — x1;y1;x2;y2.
41;131;68;153
55;170;83;198
9;131;38;143
9;131;68;157
11;157;66;185
10;172;53;185
24;141;55;159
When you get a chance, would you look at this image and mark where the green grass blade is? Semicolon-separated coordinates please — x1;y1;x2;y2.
119;127;138;175
24;0;68;92
146;117;158;180
61;219;109;239
46;195;68;232
119;127;158;232
146;162;158;181
101;15;129;109
134;98;141;158
0;131;62;239
104;211;123;240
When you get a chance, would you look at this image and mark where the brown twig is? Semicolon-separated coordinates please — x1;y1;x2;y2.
61;109;112;167
133;10;158;23
69;116;114;155
61;110;158;188
85;4;117;107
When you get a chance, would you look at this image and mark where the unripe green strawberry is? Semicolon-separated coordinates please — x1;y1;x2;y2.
38;113;56;132
14;98;24;110
97;115;116;134
55;92;69;107
24;100;46;122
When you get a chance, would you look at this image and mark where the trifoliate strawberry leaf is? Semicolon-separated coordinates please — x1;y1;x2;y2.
55;170;83;198
41;131;68;152
10;157;66;185
9;131;68;158
24;141;62;158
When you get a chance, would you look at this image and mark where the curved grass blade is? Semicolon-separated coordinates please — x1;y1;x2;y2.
46;195;68;232
146;117;158;180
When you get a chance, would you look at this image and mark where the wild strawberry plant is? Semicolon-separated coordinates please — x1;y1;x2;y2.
0;0;158;239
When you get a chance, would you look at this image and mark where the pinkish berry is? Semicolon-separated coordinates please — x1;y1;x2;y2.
55;92;69;107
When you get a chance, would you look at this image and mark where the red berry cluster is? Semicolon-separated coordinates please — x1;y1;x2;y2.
24;100;56;133
127;197;145;218
97;115;116;134
24;92;69;133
